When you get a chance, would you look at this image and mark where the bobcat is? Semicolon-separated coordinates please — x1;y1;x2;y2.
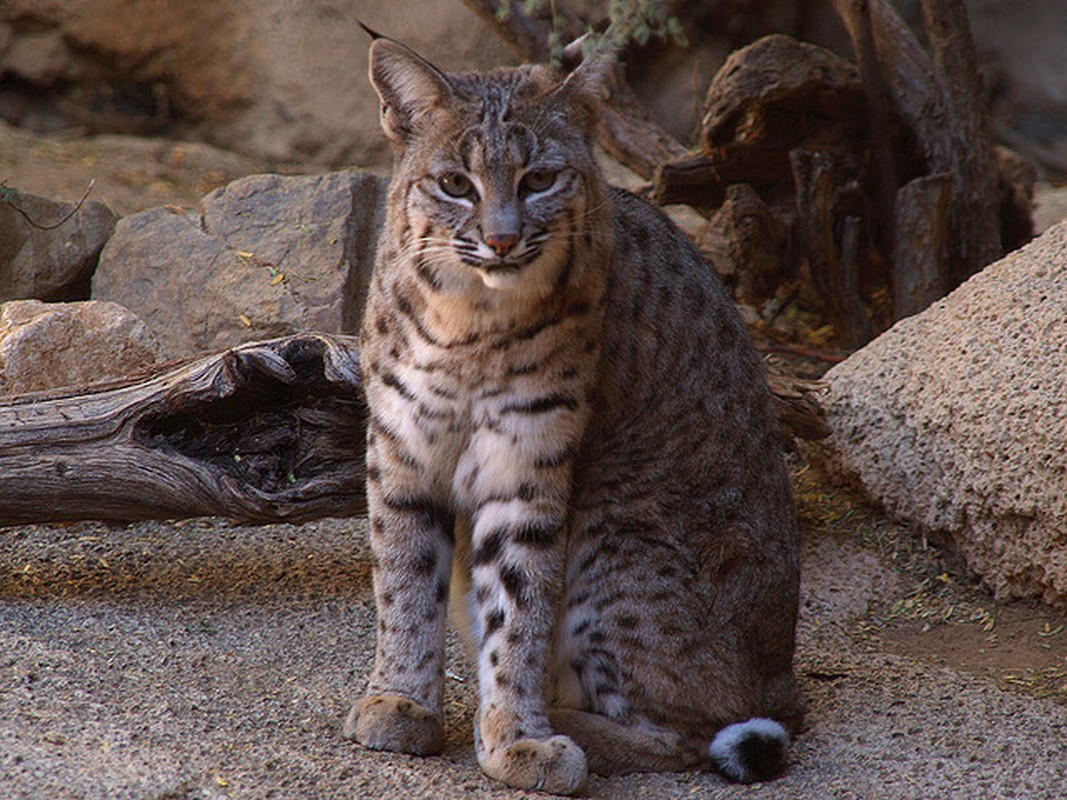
344;32;803;795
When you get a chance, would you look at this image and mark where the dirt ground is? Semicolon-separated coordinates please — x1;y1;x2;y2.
2;460;1066;800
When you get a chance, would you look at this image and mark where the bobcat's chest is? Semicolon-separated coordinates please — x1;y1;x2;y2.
369;302;594;516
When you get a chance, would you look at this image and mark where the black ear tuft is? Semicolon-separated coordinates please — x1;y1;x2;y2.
358;21;383;40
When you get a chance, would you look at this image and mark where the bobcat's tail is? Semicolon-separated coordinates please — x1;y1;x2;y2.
707;718;790;783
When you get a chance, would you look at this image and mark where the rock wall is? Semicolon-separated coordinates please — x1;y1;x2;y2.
0;0;512;168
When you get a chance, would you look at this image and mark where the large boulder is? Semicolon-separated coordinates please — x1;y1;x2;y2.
0;299;160;395
0;189;116;301
822;222;1067;604
93;171;384;359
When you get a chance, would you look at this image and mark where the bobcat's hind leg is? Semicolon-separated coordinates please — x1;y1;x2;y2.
547;708;697;775
549;709;792;782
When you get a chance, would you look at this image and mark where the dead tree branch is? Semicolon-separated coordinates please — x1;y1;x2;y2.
791;148;872;349
918;0;1002;281
831;0;1002;288
893;173;953;318
836;0;897;255
0;180;96;230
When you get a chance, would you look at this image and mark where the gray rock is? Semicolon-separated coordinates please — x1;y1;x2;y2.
822;222;1067;605
0;299;160;395
93;171;385;359
0;189;117;302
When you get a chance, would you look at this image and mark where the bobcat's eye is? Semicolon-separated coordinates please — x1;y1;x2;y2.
520;170;557;196
439;173;474;199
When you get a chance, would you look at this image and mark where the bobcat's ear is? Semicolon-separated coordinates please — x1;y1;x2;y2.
368;37;454;144
555;54;615;137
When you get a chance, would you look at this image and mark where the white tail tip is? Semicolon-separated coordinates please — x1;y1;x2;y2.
707;717;790;783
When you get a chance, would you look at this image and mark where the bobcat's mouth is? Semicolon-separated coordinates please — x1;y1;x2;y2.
454;251;522;274
479;260;522;275
453;233;546;275
455;251;540;276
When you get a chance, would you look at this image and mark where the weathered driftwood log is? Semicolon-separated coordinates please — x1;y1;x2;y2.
893;173;953;319
791;148;872;348
698;183;789;304
0;334;366;526
766;371;829;445
831;0;1002;285
0;331;826;528
700;34;867;190
650;153;726;208
654;34;866;209
654;34;883;332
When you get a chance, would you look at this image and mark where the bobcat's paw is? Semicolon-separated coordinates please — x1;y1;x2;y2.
343;694;444;756
479;735;588;795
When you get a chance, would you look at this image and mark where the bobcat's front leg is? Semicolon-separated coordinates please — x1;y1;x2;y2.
465;411;588;795
343;424;454;756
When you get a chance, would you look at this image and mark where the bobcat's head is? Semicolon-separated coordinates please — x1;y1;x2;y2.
368;35;610;292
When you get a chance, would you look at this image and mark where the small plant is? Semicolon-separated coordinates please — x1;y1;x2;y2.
495;0;687;65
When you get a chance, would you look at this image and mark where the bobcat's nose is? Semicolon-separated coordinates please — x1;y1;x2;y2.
485;232;519;257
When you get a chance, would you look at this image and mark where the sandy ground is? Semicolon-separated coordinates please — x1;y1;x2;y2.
2;476;1066;800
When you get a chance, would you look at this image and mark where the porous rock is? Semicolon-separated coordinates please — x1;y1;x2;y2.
0;299;160;395
93;171;385;359
822;222;1067;604
0;190;117;302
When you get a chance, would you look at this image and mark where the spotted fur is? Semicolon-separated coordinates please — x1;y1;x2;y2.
343;36;803;795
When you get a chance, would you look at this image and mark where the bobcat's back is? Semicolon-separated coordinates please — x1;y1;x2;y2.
554;188;802;759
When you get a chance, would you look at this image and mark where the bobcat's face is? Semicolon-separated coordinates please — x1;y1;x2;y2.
414;133;582;289
370;44;605;292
